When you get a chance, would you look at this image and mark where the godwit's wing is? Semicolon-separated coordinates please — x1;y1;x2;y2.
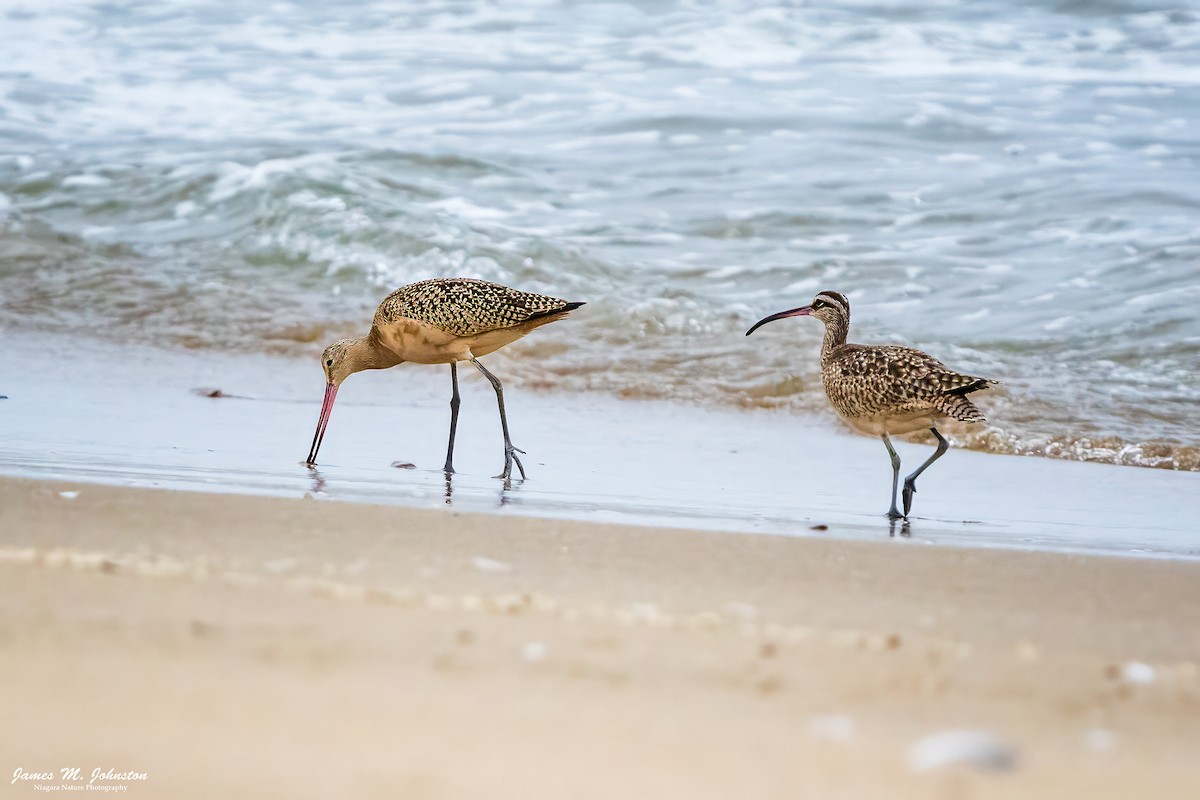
374;277;580;337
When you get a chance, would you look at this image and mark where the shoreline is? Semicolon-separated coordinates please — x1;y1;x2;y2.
2;476;1199;798
2;330;1198;560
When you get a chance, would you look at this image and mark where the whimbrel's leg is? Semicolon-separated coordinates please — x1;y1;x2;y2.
443;363;461;474
901;427;949;518
471;358;527;481
881;433;903;520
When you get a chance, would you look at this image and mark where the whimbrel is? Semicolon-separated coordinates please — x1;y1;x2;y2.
746;290;996;519
306;277;584;479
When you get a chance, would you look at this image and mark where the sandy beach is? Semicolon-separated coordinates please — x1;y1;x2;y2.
3;475;1200;799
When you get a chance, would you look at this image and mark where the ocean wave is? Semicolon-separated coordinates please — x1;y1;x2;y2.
1;0;1198;472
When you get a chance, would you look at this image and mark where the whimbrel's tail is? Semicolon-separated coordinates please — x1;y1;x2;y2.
936;394;986;423
935;377;998;423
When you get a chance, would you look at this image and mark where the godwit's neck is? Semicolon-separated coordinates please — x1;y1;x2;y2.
820;312;849;365
345;331;403;376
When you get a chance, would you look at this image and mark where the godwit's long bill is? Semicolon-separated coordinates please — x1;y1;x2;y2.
305;277;584;480
306;382;339;467
746;290;997;520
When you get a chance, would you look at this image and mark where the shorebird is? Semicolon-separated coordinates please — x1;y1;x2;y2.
306;277;584;479
746;290;996;520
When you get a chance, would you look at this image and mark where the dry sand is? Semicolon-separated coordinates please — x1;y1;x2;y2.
2;476;1199;799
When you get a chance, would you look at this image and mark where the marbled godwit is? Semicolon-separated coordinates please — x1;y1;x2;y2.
746;290;996;519
306;277;584;479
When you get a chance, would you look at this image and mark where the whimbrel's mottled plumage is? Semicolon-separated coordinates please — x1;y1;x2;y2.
306;277;584;480
822;343;990;425
746;289;996;519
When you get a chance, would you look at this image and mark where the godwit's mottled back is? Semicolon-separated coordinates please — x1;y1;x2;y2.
374;278;576;337
306;277;584;481
747;289;996;520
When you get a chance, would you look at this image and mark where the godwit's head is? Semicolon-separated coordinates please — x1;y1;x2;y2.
307;335;404;465
320;339;360;387
745;290;850;335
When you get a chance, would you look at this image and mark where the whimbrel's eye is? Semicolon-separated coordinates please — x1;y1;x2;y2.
326;359;333;367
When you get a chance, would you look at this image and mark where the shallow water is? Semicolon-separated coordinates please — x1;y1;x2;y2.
1;0;1198;468
1;333;1198;560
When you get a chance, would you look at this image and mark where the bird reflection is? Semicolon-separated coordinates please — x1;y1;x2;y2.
888;517;911;538
499;476;524;506
306;465;328;496
441;470;520;507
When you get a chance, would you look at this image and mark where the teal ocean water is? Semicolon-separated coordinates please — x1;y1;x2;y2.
1;0;1198;468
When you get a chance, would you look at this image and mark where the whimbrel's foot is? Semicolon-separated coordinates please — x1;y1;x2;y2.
495;445;527;481
901;479;917;518
886;508;904;521
442;462;456;475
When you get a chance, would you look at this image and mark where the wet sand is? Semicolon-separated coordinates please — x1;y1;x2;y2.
2;331;1199;558
2;476;1199;799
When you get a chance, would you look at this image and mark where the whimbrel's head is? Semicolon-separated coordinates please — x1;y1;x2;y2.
745;290;850;336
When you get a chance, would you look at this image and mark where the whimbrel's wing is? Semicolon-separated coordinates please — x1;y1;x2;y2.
826;344;995;421
375;278;579;337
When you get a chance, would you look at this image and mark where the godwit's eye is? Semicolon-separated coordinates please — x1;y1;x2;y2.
326;359;333;367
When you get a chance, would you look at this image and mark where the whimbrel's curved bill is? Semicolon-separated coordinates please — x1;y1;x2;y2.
305;382;338;466
745;305;813;336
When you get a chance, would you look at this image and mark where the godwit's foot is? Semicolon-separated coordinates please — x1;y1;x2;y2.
495;445;527;481
901;479;917;518
886;507;904;521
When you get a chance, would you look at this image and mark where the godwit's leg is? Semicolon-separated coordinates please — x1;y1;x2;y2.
881;433;903;520
901;427;949;518
471;358;526;481
443;363;461;474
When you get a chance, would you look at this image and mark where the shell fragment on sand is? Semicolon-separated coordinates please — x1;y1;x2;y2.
906;730;1018;773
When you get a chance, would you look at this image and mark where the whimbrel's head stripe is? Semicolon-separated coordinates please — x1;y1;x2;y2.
811;290;849;319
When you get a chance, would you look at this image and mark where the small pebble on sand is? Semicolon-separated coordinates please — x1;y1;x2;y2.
1121;661;1156;684
58;491;80;500
809;714;855;742
522;642;546;663
1084;728;1118;752
907;730;1017;773
472;556;512;573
